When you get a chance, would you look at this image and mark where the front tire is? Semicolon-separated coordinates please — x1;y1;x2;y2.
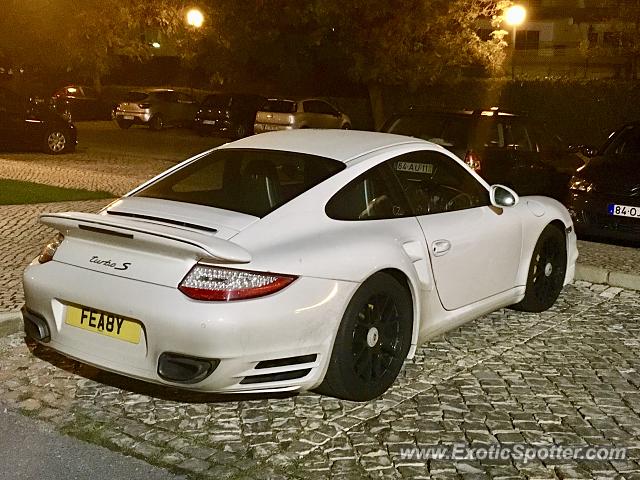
43;128;71;154
316;272;412;401
511;224;567;312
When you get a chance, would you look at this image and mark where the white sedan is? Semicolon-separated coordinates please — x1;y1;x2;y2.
22;130;577;401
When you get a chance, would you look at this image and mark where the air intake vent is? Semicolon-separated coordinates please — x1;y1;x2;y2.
240;369;311;385
255;354;317;370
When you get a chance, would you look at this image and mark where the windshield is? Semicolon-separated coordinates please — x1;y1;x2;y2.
260;100;296;113
134;149;345;217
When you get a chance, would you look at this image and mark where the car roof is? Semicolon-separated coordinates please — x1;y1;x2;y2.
217;130;430;163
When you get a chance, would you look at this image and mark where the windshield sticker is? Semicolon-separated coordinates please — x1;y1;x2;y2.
396;161;433;174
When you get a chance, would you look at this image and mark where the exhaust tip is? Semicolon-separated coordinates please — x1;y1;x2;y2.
157;352;219;384
22;307;51;343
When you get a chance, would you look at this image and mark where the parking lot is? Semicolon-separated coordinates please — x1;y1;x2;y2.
1;122;640;479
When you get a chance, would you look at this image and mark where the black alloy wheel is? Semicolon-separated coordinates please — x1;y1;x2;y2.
511;224;567;312
316;272;412;401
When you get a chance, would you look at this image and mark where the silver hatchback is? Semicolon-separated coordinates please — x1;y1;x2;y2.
114;89;199;130
254;98;351;133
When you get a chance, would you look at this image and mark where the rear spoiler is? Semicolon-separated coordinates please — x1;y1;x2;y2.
40;212;251;264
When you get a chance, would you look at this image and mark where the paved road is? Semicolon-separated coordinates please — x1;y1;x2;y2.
0;403;184;480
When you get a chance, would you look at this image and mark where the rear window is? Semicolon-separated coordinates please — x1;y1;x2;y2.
202;95;229;108
260;100;296;113
134;149;345;217
124;91;149;102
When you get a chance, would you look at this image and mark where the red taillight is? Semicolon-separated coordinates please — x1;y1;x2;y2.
465;150;481;173
138;103;151;109
178;265;297;301
38;233;64;264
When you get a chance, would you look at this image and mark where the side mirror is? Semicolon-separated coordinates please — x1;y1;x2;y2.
490;184;519;208
568;144;598;157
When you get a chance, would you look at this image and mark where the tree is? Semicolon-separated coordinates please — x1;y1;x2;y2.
192;0;510;127
0;0;187;92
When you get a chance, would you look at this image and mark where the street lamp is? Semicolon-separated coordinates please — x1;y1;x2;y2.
505;5;527;79
186;8;204;28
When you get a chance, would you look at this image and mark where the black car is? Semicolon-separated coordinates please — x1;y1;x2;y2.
380;108;583;200
194;93;266;139
50;84;113;122
0;87;77;154
567;122;640;243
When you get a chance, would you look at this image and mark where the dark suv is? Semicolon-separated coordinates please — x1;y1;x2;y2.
381;108;583;200
194;93;266;139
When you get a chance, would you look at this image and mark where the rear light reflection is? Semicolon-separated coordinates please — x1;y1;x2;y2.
465;150;481;173
179;265;297;301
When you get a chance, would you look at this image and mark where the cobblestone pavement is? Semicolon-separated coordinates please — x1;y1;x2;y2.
0;283;638;479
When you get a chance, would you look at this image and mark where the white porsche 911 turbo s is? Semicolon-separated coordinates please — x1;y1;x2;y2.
22;130;578;401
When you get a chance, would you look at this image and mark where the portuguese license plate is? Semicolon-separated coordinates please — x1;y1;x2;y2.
202;120;215;125
65;306;141;344
123;115;134;120
608;203;640;219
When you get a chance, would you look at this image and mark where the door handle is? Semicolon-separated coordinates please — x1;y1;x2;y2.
432;239;451;257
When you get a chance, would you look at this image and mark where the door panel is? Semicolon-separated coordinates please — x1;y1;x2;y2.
388;149;523;311
417;206;522;310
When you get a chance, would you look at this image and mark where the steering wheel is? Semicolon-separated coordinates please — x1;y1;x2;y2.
444;191;474;211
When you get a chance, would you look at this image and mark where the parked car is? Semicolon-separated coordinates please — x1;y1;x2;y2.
22;130;576;401
381;108;583;200
254;98;351;133
114;89;199;130
50;84;113;122
567;122;640;243
0;86;77;154
194;93;266;139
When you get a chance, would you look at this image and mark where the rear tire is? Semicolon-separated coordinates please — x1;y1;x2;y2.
149;114;164;131
316;272;412;401
511;224;567;312
234;123;248;139
116;118;133;129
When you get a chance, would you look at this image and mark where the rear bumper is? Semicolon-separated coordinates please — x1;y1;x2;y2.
115;111;151;124
23;260;357;394
253;123;293;134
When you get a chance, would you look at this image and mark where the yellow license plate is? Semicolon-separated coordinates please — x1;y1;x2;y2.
65;306;141;344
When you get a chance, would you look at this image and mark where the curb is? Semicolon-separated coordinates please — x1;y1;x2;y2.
575;264;640;291
0;311;23;337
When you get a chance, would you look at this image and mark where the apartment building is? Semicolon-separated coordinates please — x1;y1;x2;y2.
496;0;640;78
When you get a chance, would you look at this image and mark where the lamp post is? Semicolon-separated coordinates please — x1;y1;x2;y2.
186;8;204;28
505;5;526;79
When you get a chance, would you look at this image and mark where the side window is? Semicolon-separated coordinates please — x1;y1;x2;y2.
316;101;338;115
303;100;319;113
326;164;410;221
177;92;195;104
503;121;532;151
390;151;489;215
